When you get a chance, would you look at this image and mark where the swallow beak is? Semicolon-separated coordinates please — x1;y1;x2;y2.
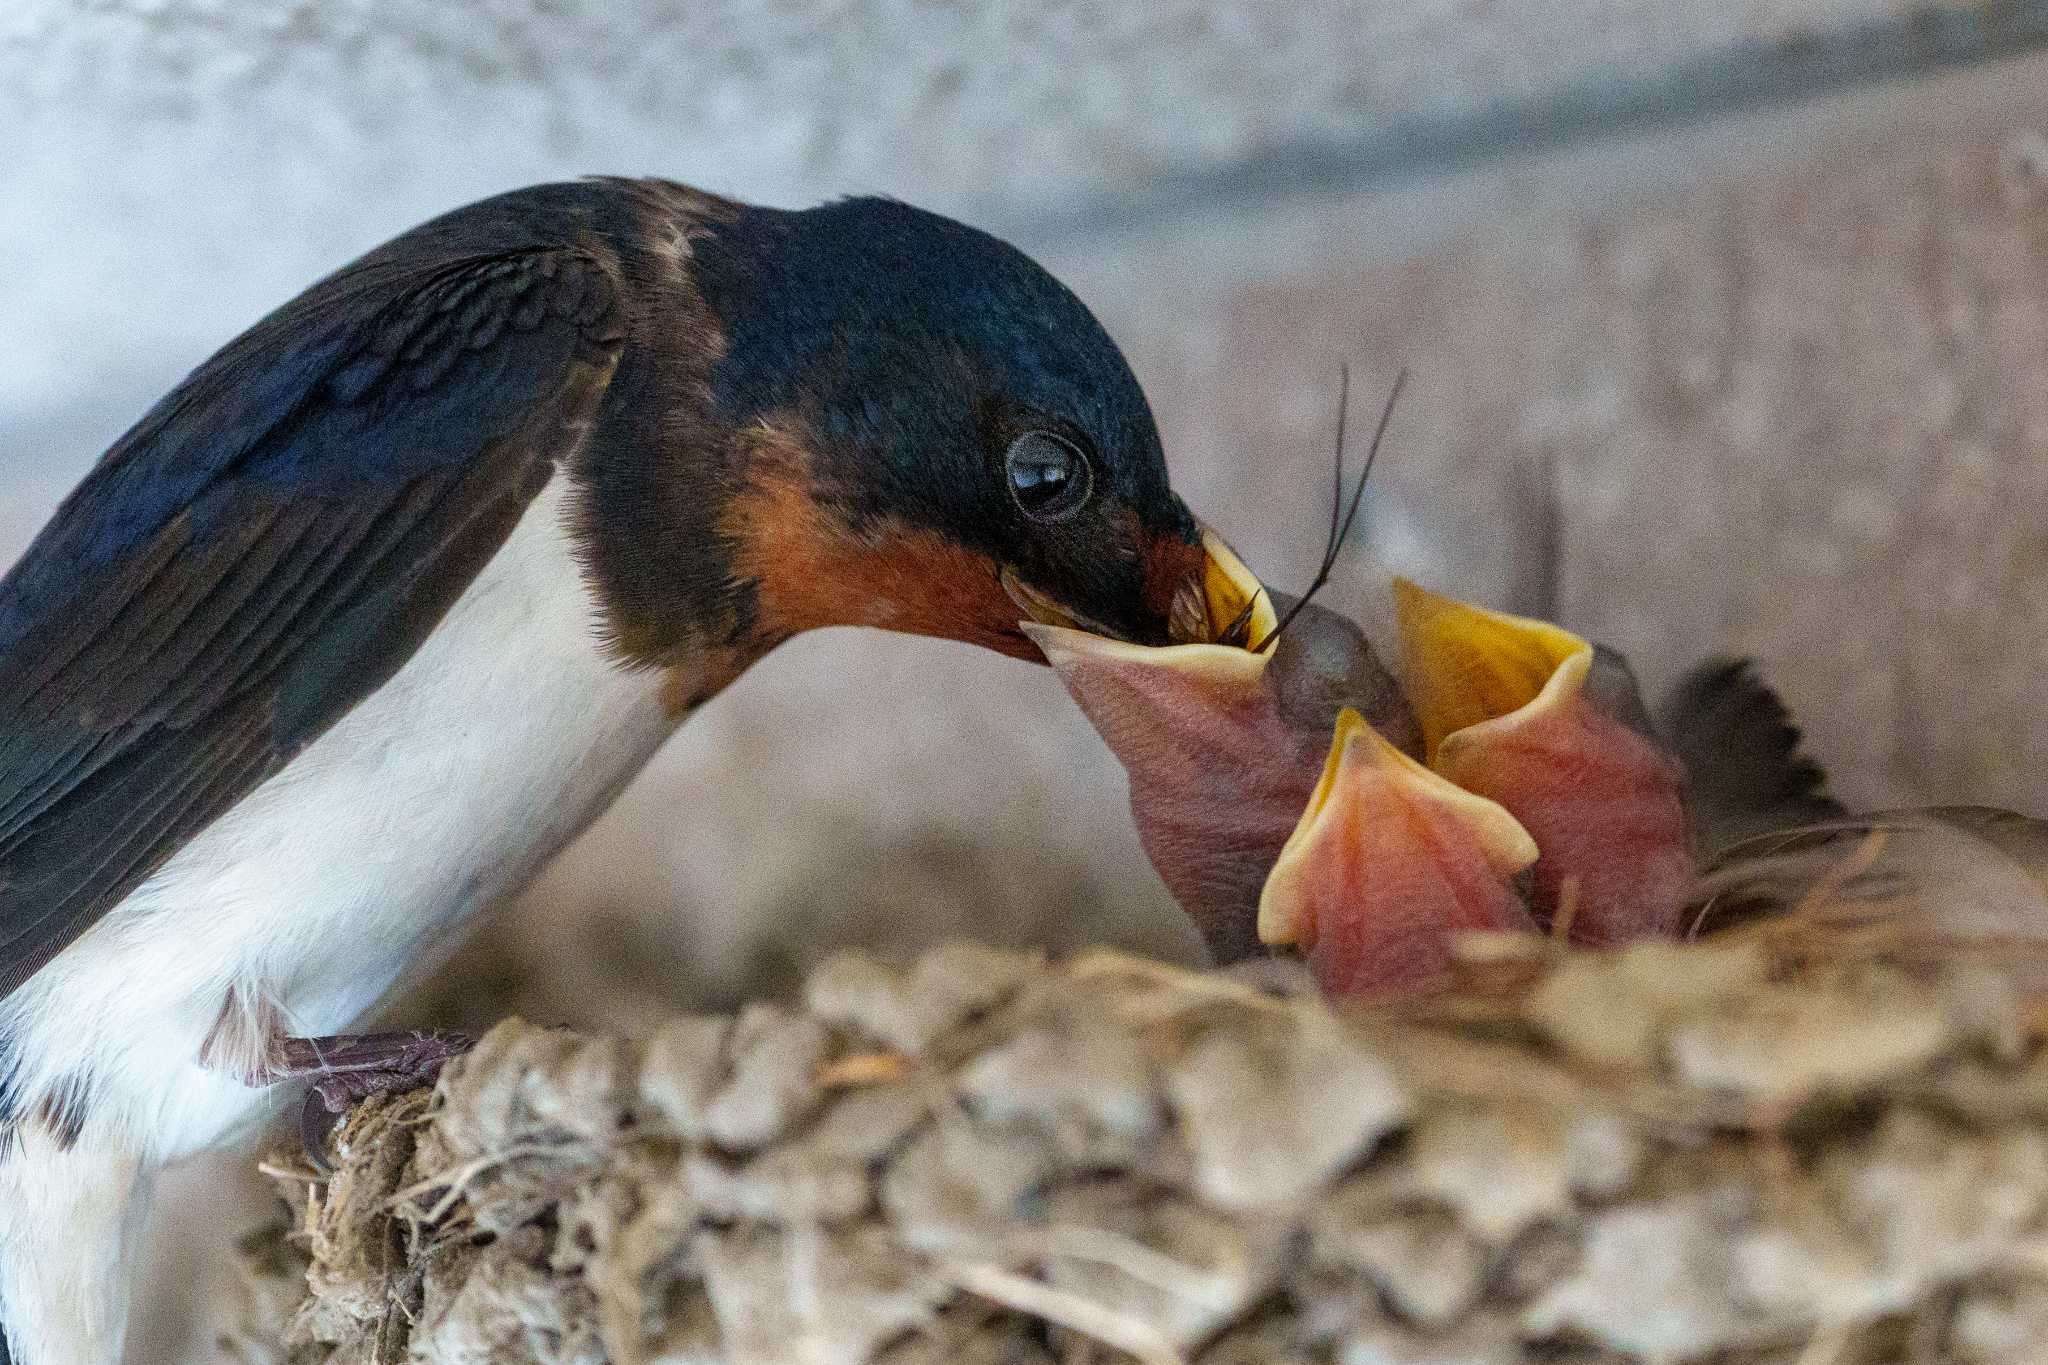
1004;521;1277;655
1001;567;1122;639
1258;708;1540;997
1391;578;1693;944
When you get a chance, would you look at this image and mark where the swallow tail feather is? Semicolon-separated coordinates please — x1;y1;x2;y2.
0;1131;148;1365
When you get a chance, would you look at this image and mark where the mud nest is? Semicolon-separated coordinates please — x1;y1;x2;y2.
226;929;2048;1364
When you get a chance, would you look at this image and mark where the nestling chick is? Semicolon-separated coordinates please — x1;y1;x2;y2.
1025;592;1412;965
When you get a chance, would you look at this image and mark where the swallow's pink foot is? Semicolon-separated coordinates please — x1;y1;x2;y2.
276;1029;475;1160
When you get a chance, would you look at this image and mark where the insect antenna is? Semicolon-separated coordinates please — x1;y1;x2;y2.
1257;366;1407;652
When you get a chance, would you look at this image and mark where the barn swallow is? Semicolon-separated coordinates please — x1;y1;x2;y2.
0;177;1261;1365
1665;661;2048;943
1675;671;2048;992
1257;704;1541;997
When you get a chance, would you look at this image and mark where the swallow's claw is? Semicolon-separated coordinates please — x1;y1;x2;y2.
274;1028;475;1080
276;1029;476;1166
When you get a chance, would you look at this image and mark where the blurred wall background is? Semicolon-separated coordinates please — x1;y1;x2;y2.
9;2;2048;1358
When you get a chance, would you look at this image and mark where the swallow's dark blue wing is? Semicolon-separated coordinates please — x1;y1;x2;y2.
0;207;627;997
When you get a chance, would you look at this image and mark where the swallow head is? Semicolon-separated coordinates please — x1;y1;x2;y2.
687;196;1268;659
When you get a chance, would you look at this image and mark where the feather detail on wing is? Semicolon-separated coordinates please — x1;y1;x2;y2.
0;227;627;997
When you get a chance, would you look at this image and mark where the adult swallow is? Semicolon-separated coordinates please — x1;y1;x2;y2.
0;178;1260;1364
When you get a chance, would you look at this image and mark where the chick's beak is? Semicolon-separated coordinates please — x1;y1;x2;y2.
1391;579;1692;944
1258;708;1540;997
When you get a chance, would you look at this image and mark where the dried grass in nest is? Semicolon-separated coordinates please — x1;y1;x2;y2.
223;907;2048;1365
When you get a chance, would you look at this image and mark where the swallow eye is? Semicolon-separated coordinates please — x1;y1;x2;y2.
1006;431;1094;523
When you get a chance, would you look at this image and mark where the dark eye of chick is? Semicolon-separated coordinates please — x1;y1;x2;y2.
1005;431;1094;523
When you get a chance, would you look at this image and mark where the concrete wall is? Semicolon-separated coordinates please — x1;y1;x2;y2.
9;3;2048;1359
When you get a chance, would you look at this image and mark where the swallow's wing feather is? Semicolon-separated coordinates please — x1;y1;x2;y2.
1656;657;1842;854
0;232;626;997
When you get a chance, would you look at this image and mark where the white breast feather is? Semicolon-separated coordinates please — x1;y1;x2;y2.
0;476;684;1159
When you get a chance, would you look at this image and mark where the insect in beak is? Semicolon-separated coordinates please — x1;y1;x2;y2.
1174;524;1276;648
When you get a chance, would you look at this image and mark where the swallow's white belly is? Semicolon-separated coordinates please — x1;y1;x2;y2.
0;474;682;1159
